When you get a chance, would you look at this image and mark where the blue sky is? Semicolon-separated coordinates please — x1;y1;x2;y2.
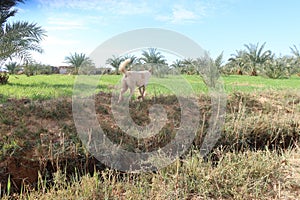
11;0;300;66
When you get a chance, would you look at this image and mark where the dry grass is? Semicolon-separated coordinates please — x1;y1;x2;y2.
0;90;300;199
2;147;299;200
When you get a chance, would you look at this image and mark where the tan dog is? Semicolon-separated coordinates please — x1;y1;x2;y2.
118;59;151;103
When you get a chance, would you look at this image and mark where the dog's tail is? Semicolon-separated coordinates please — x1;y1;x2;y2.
119;58;131;74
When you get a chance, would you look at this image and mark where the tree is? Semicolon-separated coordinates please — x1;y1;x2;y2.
244;42;273;76
262;57;291;79
64;52;91;74
171;59;184;68
290;45;300;74
170;59;184;74
5;61;17;74
140;48;167;64
227;50;247;75
290;44;300;58
0;0;46;64
79;59;96;75
0;0;23;26
124;55;137;64
214;52;224;70
106;55;124;74
139;48;169;77
181;58;196;74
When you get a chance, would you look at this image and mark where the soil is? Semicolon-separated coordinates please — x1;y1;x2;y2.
0;91;299;194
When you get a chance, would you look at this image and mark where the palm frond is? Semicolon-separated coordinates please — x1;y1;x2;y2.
0;0;24;27
214;52;224;68
140;48;167;64
257;42;266;58
290;45;300;58
0;21;46;62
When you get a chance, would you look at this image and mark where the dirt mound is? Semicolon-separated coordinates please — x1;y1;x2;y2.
0;91;299;194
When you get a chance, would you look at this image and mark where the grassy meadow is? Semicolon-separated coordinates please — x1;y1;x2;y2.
1;74;300;101
0;74;300;199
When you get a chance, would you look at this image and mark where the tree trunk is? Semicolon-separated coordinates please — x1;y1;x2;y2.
251;69;257;76
237;69;243;75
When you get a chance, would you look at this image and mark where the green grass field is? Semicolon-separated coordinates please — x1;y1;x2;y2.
1;74;300;102
1;74;300;199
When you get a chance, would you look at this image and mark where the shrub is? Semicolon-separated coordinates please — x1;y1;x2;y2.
263;59;291;79
23;63;54;76
0;72;9;84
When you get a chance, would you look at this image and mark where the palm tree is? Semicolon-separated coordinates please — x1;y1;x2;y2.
290;45;300;58
182;58;194;65
140;48;167;64
290;45;300;65
227;50;247;75
243;42;273;76
5;61;17;74
180;58;196;74
0;0;23;26
0;0;46;63
106;55;124;74
289;45;300;74
124;55;137;64
170;59;184;68
168;59;183;74
214;52;224;69
64;52;91;74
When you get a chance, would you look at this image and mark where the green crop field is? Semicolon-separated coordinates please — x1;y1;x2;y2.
1;74;300;102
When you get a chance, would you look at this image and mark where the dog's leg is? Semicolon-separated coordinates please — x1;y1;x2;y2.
138;86;143;100
138;85;145;100
118;84;128;103
142;85;146;97
129;87;135;101
142;86;146;99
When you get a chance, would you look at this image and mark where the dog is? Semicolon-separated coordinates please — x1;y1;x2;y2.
118;58;151;103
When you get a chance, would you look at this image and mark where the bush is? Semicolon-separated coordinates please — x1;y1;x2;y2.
0;72;9;84
263;60;291;79
23;63;54;76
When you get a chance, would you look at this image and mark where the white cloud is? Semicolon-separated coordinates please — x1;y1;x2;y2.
45;16;86;31
37;0;152;16
41;36;79;46
172;5;198;22
36;0;232;24
109;1;152;15
36;0;226;26
156;5;200;24
36;0;153;29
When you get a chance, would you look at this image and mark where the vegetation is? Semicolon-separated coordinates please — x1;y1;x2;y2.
1;74;300;103
224;43;300;78
0;0;46;84
0;2;300;199
0;71;8;84
2;150;300;200
0;80;299;198
5;61;17;74
105;55;125;74
0;0;46;63
101;42;300;81
140;48;167;64
243;42;273;76
64;52;95;75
